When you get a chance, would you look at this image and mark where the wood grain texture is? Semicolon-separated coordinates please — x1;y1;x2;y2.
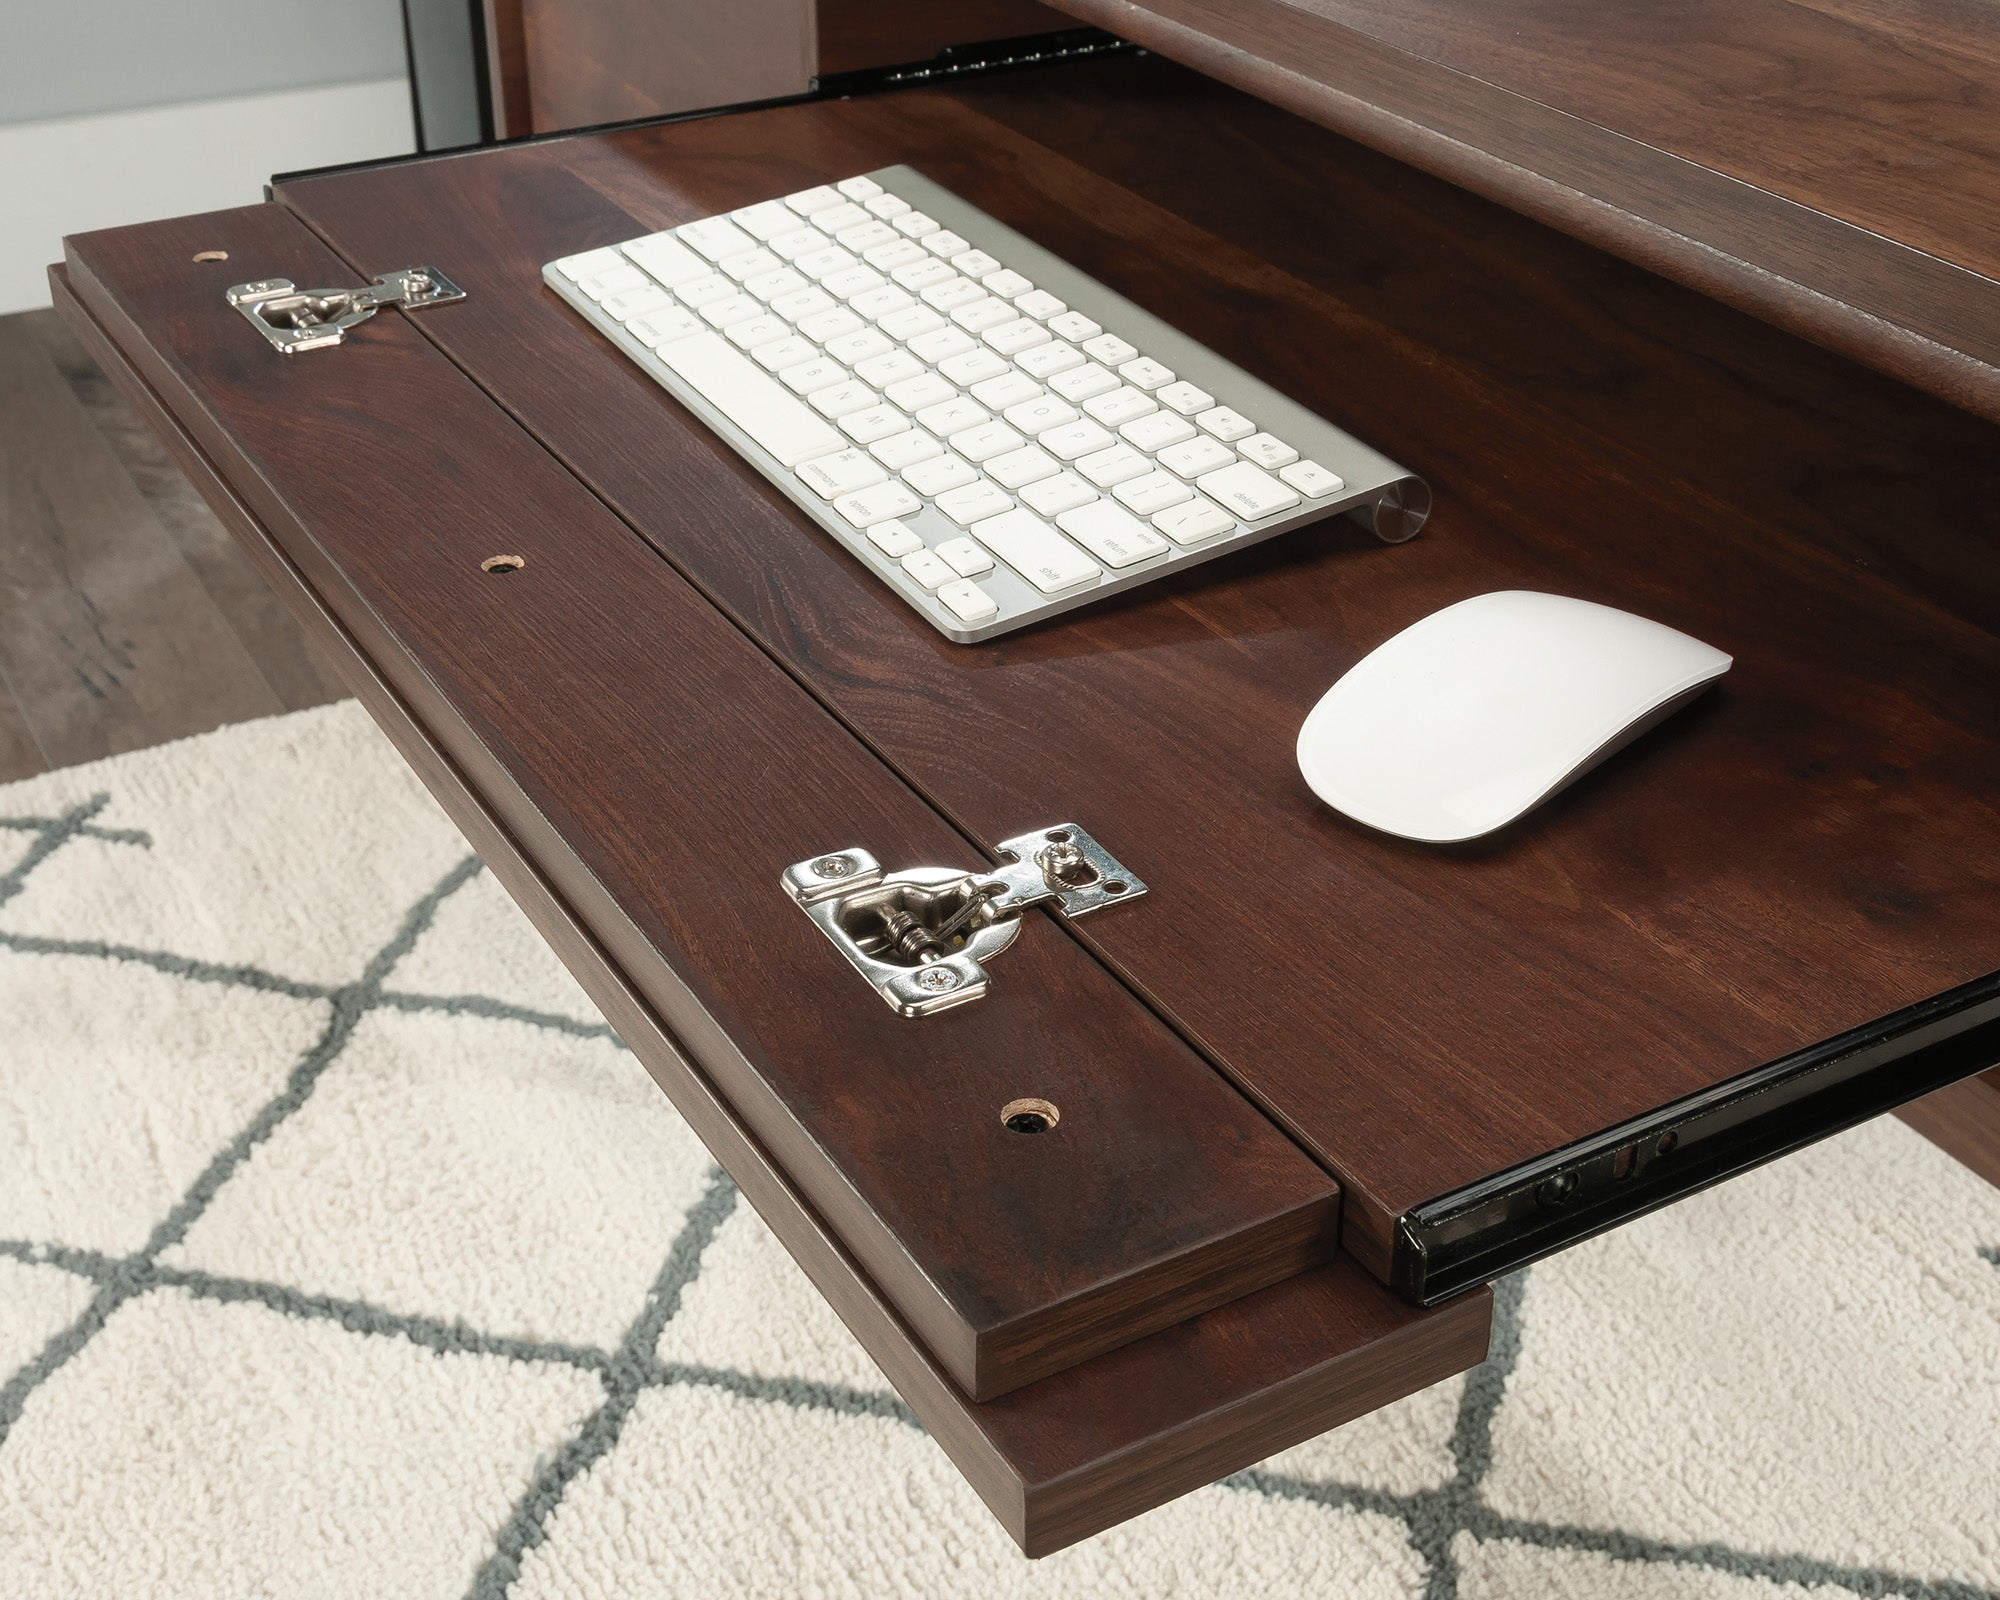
1898;1072;2000;1191
1036;0;2000;424
814;0;1074;74
57;202;1347;1401
481;0;532;139
49;259;1490;1558
0;312;285;772
519;0;812;133
276;54;2000;1277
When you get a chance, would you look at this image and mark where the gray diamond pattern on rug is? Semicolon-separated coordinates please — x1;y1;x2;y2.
1;702;1996;1599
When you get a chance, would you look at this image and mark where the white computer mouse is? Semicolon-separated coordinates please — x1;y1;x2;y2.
1297;591;1732;842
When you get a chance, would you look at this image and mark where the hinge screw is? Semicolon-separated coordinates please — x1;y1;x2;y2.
812;854;856;878
914;966;959;992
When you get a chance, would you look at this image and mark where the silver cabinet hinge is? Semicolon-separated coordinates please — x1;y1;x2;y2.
227;267;464;354
782;824;1146;1015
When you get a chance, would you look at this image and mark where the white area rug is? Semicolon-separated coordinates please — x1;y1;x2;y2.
2;702;1996;1599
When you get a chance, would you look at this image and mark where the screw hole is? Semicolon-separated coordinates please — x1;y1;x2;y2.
1656;1129;1679;1157
192;250;229;263
1104;880;1128;895
1044;828;1072;844
1001;1096;1059;1134
481;554;525;574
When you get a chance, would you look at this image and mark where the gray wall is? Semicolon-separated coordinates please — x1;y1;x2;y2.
0;0;409;126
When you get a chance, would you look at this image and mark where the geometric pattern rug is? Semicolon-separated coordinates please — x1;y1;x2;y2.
2;701;1995;1599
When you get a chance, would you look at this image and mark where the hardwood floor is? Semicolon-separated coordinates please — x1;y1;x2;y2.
0;308;345;783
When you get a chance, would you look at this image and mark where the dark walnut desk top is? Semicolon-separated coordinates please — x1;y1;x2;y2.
54;49;1999;1553
1047;0;2000;424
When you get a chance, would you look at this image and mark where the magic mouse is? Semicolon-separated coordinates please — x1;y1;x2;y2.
1297;591;1731;842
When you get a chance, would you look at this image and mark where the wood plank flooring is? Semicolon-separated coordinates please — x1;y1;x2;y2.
0;308;345;784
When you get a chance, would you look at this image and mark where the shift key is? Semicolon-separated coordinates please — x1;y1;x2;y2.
1195;460;1301;521
971;509;1102;592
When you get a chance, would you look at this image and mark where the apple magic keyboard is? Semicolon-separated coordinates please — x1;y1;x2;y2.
545;166;1430;643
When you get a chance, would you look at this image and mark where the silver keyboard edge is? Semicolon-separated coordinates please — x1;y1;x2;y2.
544;167;1428;644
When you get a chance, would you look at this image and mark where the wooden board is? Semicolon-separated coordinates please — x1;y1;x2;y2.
56;198;1360;1402
49;251;1489;1558
1039;0;2000;424
274;53;2000;1283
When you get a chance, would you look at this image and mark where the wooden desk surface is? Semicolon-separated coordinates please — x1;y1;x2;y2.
1045;0;2000;423
276;53;2000;1279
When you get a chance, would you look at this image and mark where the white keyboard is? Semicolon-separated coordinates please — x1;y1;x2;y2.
545;167;1429;642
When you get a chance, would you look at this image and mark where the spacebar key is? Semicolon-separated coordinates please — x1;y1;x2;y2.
654;331;842;466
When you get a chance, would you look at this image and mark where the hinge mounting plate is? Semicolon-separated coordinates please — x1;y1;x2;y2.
226;267;464;354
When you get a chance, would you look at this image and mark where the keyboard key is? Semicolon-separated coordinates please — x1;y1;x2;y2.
1077;444;1152;488
949;421;1025;463
1082;333;1139;366
985;319;1052;355
938;577;999;624
778;357;849;395
1196;460;1301;519
837;175;882;200
1004;394;1077;434
624;235;711;287
811;203;872;236
769;287;836;321
1238;432;1300;469
751;335;818;372
1112;470;1195;515
902;547;955;591
865;193;912;219
719;248;783;282
854;349;925;387
1019;471;1100;517
939;348;1010;385
557;245;624;280
916;397;989;435
1156;435;1236;477
768;228;825;260
833;482;920;526
680;216;757;261
1196;405;1255;441
1049;363;1120;402
871;429;944;470
877;305;945;341
809;381;881;419
952;249;1002;278
922;278;986;312
1156;381;1213;416
1281;460;1346;497
822;266;887;300
986;444;1061;489
982;269;1033;298
838;404;909;444
908;326;976;363
850;285;915;321
936;537;995;578
866;519;923;556
580;264;649;299
893;259;957;291
970;370;1042;410
1119;357;1175;391
796;247;860;281
655;332;843;467
824;328;893;365
1040;419;1116;460
972;508;1101;591
885;372;957;412
1120;412;1197;451
895;212;941;237
1153;496;1236;545
629;307;705;347
700;296;764;328
726;314;793;350
797;448;887;499
1016;341;1084;380
1047;311;1101;342
1082;386;1159;426
797;307;866;343
744;267;810;302
601;284;673;321
731;200;799;240
904;454;977;496
1058;500;1171;567
924;230;971;258
952;298;1017;333
864;239;928;271
937;481;1015;526
785;186;845;215
1014;289;1067;320
671;275;734;307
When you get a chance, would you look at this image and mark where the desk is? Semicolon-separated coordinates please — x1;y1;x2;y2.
53;47;2000;1553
